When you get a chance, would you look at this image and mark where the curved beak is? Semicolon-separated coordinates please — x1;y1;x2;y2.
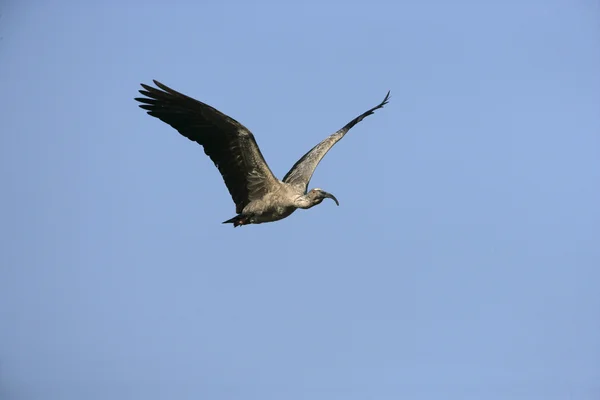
322;191;339;206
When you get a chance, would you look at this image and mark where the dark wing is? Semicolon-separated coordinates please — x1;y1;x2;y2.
135;80;279;214
282;91;390;192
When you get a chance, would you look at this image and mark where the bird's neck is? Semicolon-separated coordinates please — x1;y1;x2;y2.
294;195;315;209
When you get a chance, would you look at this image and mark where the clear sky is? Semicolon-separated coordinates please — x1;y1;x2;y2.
1;1;599;399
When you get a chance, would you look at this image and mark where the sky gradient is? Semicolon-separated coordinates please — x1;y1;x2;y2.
1;1;599;399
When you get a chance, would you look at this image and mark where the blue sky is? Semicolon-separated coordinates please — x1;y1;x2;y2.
1;1;599;399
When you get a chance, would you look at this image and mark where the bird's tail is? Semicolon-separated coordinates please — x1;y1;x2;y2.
222;215;250;228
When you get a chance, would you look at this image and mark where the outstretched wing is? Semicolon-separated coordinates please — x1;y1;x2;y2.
135;80;279;214
282;91;390;192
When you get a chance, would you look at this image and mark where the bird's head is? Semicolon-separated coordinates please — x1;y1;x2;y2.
307;188;339;207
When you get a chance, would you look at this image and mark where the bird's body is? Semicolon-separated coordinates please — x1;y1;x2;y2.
226;182;300;225
135;80;389;227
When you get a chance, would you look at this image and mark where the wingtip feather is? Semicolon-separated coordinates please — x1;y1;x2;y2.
381;90;391;106
140;83;154;92
153;80;171;92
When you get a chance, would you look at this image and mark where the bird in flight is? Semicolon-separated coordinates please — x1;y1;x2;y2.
135;80;390;227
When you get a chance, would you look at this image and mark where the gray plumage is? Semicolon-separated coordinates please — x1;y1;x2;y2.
135;80;390;227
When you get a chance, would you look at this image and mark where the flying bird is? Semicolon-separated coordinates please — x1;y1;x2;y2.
135;80;390;227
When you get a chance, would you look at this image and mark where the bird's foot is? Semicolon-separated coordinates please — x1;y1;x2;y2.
233;216;250;227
